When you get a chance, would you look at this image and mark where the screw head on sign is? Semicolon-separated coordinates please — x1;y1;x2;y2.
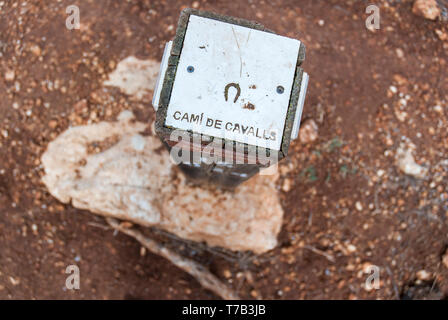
276;86;284;94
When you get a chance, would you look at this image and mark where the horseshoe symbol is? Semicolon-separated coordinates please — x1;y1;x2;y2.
224;83;241;103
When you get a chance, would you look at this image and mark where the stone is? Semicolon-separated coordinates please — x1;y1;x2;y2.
433;105;444;115
412;0;440;20
4;69;15;82
30;44;41;56
282;178;292;192
443;250;448;269
103;56;160;100
435;29;448;41
41;112;283;253
346;244;357;253
299;119;318;144
416;270;432;281
395;142;428;179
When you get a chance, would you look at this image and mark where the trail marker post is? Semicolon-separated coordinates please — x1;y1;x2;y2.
153;9;309;188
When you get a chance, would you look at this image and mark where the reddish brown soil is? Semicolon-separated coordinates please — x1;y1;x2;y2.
1;0;448;299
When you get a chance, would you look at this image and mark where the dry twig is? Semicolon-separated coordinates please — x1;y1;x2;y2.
106;217;240;300
303;245;336;263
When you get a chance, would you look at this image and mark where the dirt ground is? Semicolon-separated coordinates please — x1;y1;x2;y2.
1;0;448;299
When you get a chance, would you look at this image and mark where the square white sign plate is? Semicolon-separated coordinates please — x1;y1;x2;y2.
165;15;300;151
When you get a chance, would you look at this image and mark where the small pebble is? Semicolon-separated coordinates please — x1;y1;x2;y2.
5;69;15;81
442;251;448;269
416;270;431;281
223;269;232;279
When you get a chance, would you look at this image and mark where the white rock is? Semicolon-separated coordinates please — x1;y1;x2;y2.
389;86;397;94
416;270;432;281
395;110;408;122
433;105;443;115
399;98;407;107
299;119;318;144
41;112;283;253
395;142;428;179
4;69;15;82
412;0;440;20
346;244;357;253
104;56;160;100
